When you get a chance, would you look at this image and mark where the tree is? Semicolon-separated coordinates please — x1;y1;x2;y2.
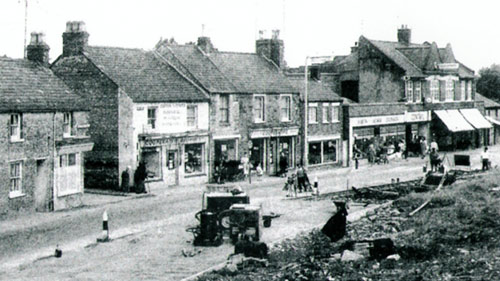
476;64;500;101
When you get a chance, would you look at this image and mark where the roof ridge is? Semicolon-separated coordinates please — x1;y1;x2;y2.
153;49;210;100
217;51;257;55
87;45;147;52
364;37;422;74
196;47;241;92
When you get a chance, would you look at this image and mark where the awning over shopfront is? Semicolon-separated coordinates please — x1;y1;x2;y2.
459;109;493;129
486;116;500;126
434;110;474;132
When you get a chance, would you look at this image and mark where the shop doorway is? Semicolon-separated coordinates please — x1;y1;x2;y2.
166;150;178;185
142;149;161;180
250;138;265;172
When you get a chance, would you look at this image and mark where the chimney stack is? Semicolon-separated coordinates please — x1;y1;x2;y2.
197;36;214;54
397;24;411;45
256;29;284;68
351;42;358;53
62;21;89;57
27;32;50;64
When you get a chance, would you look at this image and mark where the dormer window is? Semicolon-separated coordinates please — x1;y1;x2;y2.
63;112;73;137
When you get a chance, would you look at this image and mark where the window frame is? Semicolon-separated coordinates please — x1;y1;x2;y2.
430;79;439;102
322;103;329;123
253;95;266;123
415;81;422;102
406;80;414;103
219;95;230;123
9;113;23;142
445;79;454;101
184;143;205;175
308;103;318;124
63;112;73;137
9;161;24;198
331;103;340;122
461;80;466;101
280;94;292;122
187;104;198;128
466;80;472;101
147;107;157;129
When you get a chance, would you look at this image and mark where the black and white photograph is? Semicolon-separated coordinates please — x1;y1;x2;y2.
1;0;500;280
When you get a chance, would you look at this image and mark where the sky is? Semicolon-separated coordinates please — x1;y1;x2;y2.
0;0;499;72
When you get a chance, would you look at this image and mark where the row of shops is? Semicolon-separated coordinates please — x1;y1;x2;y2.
348;108;492;163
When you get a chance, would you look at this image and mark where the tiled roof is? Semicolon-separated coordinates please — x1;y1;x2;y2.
209;52;296;94
0;57;87;113
362;36;474;78
155;45;238;93
156;43;296;94
287;75;343;102
84;46;208;102
475;93;500;108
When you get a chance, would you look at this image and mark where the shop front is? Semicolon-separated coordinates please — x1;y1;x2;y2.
307;135;341;166
139;133;209;186
349;111;431;161
249;127;299;175
432;110;475;151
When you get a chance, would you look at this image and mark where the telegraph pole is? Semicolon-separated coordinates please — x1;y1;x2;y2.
22;0;29;58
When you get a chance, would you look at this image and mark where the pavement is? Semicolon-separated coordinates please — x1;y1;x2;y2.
0;144;497;280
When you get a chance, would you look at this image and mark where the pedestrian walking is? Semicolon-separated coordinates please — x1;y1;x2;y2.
481;147;490;171
296;164;307;193
430;138;439;152
420;136;427;159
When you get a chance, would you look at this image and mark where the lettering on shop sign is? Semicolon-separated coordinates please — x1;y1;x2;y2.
352;115;405;127
161;104;186;128
405;111;429;122
143;136;207;147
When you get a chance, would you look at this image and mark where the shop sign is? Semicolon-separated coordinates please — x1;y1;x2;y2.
160;103;186;128
351;114;404;127
405;111;429;123
143;135;207;147
250;127;299;138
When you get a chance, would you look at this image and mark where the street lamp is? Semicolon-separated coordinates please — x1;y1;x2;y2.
304;55;333;167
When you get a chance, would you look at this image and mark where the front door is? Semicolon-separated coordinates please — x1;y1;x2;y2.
35;159;49;211
166;150;178;186
269;138;278;175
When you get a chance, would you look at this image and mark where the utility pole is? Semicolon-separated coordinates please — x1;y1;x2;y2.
22;0;29;58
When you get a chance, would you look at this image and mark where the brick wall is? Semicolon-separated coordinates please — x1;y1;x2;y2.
52;56;120;189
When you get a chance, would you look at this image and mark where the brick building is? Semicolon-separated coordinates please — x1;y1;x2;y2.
287;74;346;169
155;31;301;178
0;32;93;212
52;21;210;188
312;25;491;163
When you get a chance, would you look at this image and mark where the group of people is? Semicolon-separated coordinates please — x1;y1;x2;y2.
120;161;148;194
283;164;312;197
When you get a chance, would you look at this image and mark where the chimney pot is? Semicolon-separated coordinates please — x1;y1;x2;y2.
397;25;411;45
27;31;50;64
272;29;280;39
62;21;89;56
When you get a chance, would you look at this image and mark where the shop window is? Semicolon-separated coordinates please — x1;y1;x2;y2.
415;81;422;102
9;161;23;197
60;154;67;167
445;79;454;101
308;142;322;165
9;113;23;142
308;104;318;124
280;95;291;122
253;95;265;122
68;153;76;166
323;140;337;163
331;104;339;122
147;107;157;129
187;105;198;128
63;112;73;137
220;95;229;123
405;81;413;102
185;143;204;174
322;104;329;123
308;140;338;165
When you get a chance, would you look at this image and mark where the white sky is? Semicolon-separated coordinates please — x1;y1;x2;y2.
0;0;499;72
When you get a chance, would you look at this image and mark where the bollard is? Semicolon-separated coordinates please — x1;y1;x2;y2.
97;210;110;242
313;176;319;196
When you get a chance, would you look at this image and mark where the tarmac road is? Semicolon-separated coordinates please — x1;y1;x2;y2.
0;145;497;280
